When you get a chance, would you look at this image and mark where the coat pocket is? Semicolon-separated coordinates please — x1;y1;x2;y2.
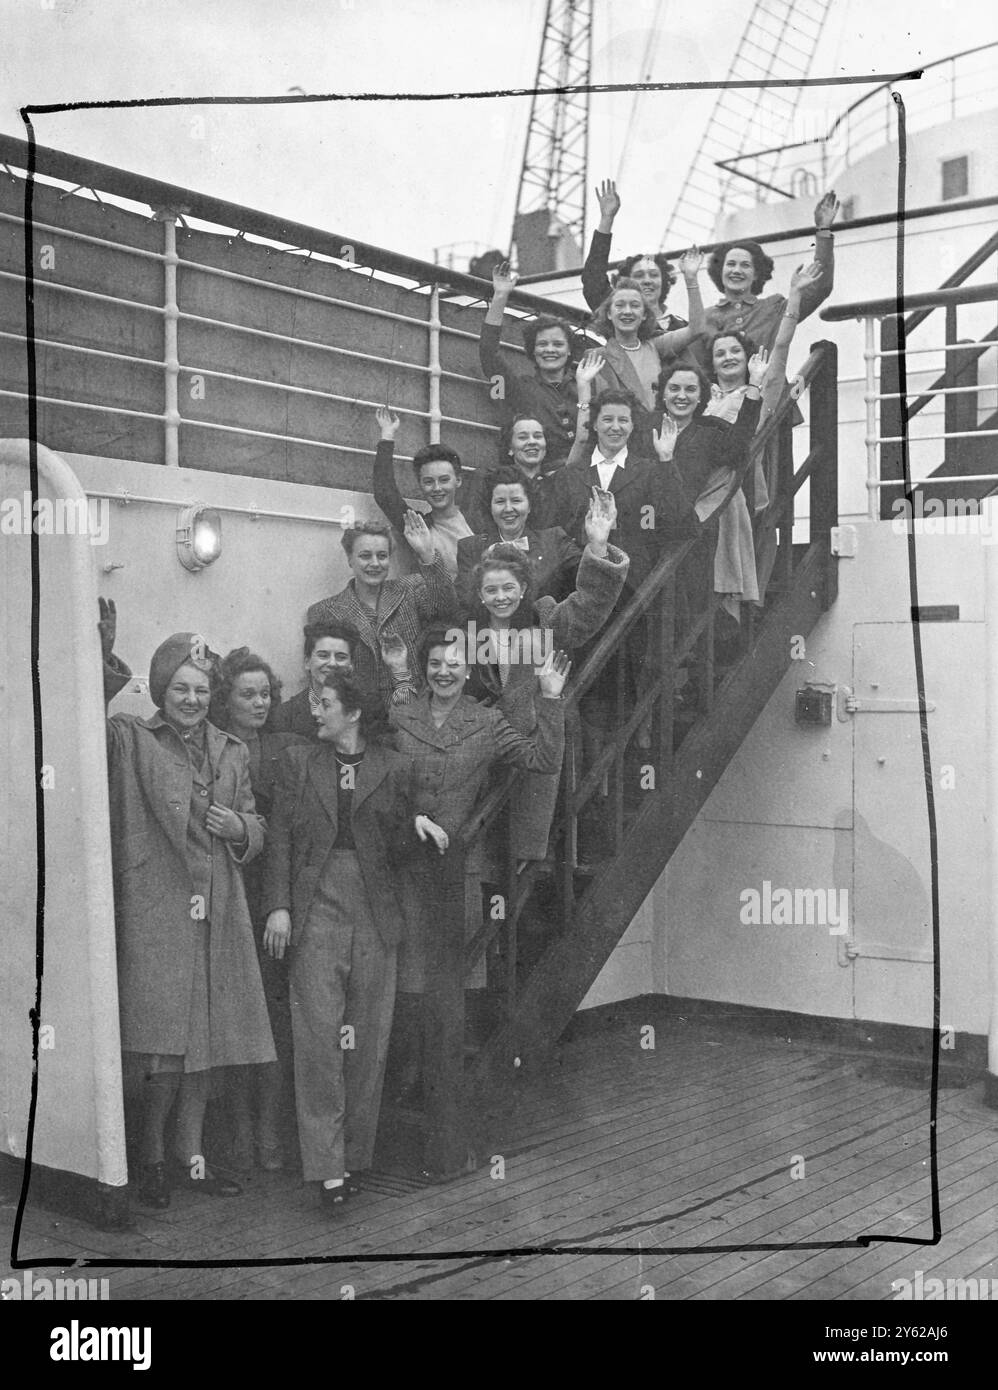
117;830;151;870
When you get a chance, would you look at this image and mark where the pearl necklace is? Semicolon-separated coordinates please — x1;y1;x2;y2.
619;340;644;352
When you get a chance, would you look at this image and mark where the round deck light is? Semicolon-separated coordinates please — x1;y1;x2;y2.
176;504;222;572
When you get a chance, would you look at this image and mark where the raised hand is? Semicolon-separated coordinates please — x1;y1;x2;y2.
747;346;771;389
403;507;436;565
537;648;572;699
789;260;824;295
415;814;449;855
652;415;679;461
263;910;291;961
491;260;517;300
679;246;703;281
814;190;839;229
584;486;617;552
379;633;411;677
575;348;606;388
98;595;117;663
375;405;400;440
595;178;621;222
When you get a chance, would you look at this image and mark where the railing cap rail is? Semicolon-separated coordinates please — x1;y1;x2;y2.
0;134;590;324
822;282;998;322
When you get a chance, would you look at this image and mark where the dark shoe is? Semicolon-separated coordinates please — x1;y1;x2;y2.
136;1161;171;1210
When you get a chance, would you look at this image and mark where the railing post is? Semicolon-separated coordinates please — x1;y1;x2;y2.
428;283;442;445
654;580;675;780
863;315;881;520
151;206;181;468
809;341;839;608
879;316;904;521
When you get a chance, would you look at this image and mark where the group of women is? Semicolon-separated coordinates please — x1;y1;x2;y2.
99;178;837;1214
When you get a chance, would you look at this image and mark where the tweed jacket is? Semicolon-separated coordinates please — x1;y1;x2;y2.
104;696;274;1064
261;740;417;948
389;691;564;844
306;556;459;708
455;525;582;610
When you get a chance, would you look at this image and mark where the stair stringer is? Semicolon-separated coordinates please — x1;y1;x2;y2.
468;542;831;1097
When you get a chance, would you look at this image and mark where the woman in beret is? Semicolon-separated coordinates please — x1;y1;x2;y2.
100;602;274;1210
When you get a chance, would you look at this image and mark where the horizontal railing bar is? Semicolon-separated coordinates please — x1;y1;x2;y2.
822;283;998;320
0;208;166;260
873;474;998;488
173;362;500;434
877;342;998;358
880;384;998;398
0;267;163;313
174;307;491;391
0;387;393;457
0;134;590;323
0;328;161;369
0;264;490;389
0;387;163;422
517;195;998;285
84;486;363;525
875;430;998;444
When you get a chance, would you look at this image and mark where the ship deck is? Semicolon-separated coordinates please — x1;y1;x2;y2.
4;1011;996;1301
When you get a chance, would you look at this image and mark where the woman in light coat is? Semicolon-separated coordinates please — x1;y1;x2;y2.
99;602;274;1210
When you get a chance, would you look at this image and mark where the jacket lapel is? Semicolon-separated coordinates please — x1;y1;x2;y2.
305;746;340;835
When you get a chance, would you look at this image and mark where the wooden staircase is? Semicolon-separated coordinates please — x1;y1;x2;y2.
407;341;842;1176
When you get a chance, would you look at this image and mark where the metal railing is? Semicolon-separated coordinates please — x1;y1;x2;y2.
823;273;998;518
419;342;840;1172
717;43;997;210
0;135;592;480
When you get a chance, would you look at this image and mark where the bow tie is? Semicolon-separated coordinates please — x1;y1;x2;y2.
494;535;530;551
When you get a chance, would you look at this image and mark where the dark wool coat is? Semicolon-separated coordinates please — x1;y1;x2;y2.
261;740;417;949
105;708;275;1066
267;689;320;741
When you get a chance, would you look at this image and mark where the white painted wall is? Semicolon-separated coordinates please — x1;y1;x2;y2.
587;512;990;1034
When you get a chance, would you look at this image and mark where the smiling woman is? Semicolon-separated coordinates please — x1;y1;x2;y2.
99;605;275;1211
306;516;460;709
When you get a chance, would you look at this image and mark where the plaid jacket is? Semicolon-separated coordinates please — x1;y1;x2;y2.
306;557;458;708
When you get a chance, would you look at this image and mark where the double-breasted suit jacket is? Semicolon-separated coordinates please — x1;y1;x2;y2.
104;707;274;1066
261;740;416;948
552;452;698;597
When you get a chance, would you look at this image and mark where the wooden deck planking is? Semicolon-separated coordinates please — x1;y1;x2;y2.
4;1019;994;1300
479;1099;945;1302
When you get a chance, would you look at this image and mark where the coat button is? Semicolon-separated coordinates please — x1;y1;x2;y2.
199;788;208;797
